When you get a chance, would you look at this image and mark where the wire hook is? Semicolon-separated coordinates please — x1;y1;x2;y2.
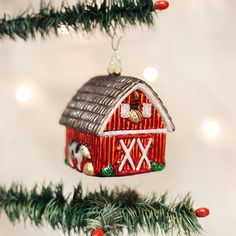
108;28;123;51
111;34;123;51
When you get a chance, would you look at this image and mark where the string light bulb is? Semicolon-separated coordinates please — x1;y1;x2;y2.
143;67;159;82
202;120;220;138
16;85;32;103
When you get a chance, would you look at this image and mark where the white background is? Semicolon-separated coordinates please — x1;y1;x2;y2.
0;0;235;235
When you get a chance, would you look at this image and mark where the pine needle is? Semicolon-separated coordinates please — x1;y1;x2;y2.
0;0;156;40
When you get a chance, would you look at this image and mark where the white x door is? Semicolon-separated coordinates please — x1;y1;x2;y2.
118;139;136;172
118;138;152;172
136;138;152;170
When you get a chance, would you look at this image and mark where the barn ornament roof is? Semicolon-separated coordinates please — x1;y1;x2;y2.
59;75;175;136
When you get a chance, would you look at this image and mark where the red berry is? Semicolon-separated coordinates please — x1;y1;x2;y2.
154;1;169;10
195;208;210;217
91;228;104;236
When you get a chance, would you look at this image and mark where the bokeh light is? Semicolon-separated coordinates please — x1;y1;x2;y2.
202;120;220;138
143;67;159;82
16;85;32;103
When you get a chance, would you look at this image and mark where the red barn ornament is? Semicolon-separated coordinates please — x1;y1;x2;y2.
60;75;175;177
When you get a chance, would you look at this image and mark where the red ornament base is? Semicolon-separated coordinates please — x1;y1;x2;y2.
154;1;169;10
91;228;105;236
195;208;210;217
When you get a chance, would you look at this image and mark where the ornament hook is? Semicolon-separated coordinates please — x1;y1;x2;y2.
107;31;123;75
108;29;123;52
111;34;123;51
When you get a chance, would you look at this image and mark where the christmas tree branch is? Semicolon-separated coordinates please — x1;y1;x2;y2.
0;0;156;40
0;183;202;235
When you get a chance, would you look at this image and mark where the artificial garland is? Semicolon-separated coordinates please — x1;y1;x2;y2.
0;183;204;235
0;0;162;40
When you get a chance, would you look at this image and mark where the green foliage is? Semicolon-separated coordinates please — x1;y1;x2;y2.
101;164;114;177
0;183;202;235
0;0;156;40
152;162;165;171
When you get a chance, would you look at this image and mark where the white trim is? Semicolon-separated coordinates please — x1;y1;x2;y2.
98;83;174;136
101;128;167;137
118;139;136;172
136;138;152;171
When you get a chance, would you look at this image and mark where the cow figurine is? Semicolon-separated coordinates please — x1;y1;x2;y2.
68;141;93;175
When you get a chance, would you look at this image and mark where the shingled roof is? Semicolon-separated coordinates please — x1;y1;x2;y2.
59;75;175;135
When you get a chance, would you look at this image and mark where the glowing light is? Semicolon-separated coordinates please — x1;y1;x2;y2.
16;86;32;103
143;67;159;82
202;120;220;138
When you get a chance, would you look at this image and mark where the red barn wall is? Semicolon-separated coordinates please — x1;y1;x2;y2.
104;89;166;132
94;133;166;176
66;129;166;176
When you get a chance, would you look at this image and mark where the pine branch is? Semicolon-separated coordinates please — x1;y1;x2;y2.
0;183;203;235
0;0;156;40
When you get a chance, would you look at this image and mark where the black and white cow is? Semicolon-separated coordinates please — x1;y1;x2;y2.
68;140;91;171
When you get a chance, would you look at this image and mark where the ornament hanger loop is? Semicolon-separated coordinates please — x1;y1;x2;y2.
111;34;122;51
108;29;123;52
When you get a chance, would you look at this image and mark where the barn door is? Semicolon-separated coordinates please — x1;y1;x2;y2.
118;137;152;173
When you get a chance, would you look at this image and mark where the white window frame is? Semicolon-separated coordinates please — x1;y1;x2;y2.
142;103;152;118
120;103;130;118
